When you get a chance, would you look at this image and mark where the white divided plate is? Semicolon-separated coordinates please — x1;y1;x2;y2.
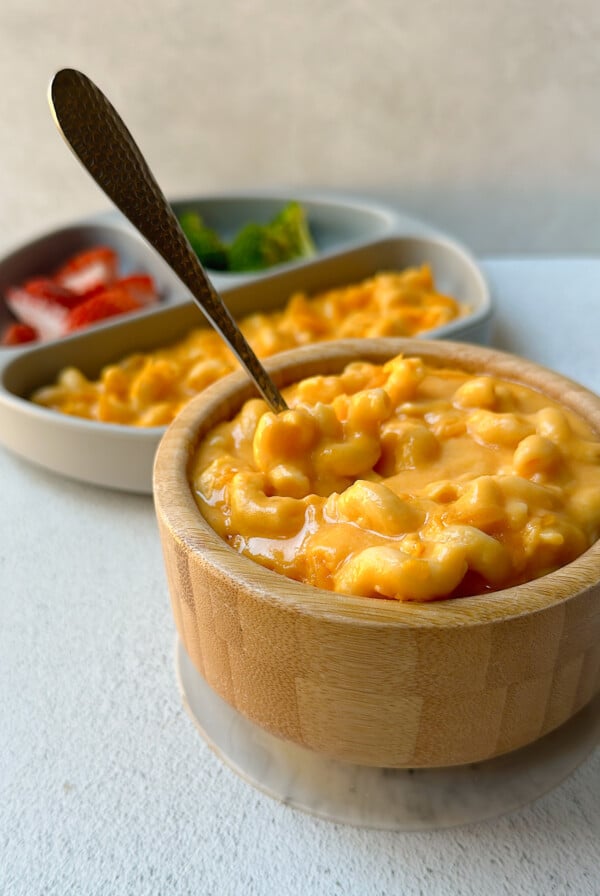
0;191;401;343
0;221;492;493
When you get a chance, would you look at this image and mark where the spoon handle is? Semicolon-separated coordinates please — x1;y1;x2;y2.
48;68;287;413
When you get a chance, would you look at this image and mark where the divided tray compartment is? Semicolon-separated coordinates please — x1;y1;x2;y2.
0;232;492;493
168;192;401;286
0;218;189;349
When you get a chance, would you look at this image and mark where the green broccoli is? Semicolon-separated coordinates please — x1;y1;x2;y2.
228;201;316;272
271;201;317;260
228;222;285;272
178;210;229;271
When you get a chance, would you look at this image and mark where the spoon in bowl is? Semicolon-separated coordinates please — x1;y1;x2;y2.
48;68;288;414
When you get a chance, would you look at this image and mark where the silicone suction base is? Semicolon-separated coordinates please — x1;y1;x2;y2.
176;640;600;830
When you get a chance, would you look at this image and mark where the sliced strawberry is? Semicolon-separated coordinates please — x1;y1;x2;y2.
54;246;118;295
75;283;107;301
8;278;82;309
1;322;38;346
4;280;76;340
66;287;142;331
114;274;159;306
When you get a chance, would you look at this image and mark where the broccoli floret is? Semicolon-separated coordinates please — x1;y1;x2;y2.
228;222;286;272
178;211;229;271
271;201;317;259
228;202;316;272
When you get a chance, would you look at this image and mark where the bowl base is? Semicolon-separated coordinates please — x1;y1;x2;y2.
176;640;600;831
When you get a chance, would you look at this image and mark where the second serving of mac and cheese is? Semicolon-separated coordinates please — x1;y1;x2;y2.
191;354;600;602
31;266;465;426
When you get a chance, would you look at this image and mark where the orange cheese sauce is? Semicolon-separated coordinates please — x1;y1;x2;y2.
31;266;464;426
191;355;600;602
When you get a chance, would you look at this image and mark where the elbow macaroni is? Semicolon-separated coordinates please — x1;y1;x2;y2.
31;266;465;425
190;355;600;602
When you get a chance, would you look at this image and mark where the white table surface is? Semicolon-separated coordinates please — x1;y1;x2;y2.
1;257;599;896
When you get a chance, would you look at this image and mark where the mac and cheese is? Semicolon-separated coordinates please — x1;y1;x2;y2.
191;354;600;602
31;266;464;426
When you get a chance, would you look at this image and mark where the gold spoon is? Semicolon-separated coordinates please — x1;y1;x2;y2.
48;68;288;413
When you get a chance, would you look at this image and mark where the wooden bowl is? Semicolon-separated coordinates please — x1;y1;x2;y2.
153;338;600;767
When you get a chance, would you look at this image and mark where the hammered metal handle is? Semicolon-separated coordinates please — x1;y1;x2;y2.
48;68;288;413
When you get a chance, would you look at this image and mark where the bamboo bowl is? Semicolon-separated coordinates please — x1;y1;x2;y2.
154;338;600;768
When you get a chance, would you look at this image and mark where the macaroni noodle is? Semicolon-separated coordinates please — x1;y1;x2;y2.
191;355;600;602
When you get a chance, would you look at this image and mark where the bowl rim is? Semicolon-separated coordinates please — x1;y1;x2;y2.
153;337;600;630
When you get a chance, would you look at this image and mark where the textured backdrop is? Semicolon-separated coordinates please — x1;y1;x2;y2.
1;0;600;253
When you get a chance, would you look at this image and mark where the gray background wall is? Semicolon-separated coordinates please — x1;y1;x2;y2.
2;0;600;255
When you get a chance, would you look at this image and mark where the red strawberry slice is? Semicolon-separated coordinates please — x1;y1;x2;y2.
66;287;142;331
8;278;82;309
115;274;159;306
1;322;38;345
74;283;107;301
4;279;81;340
55;246;118;295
